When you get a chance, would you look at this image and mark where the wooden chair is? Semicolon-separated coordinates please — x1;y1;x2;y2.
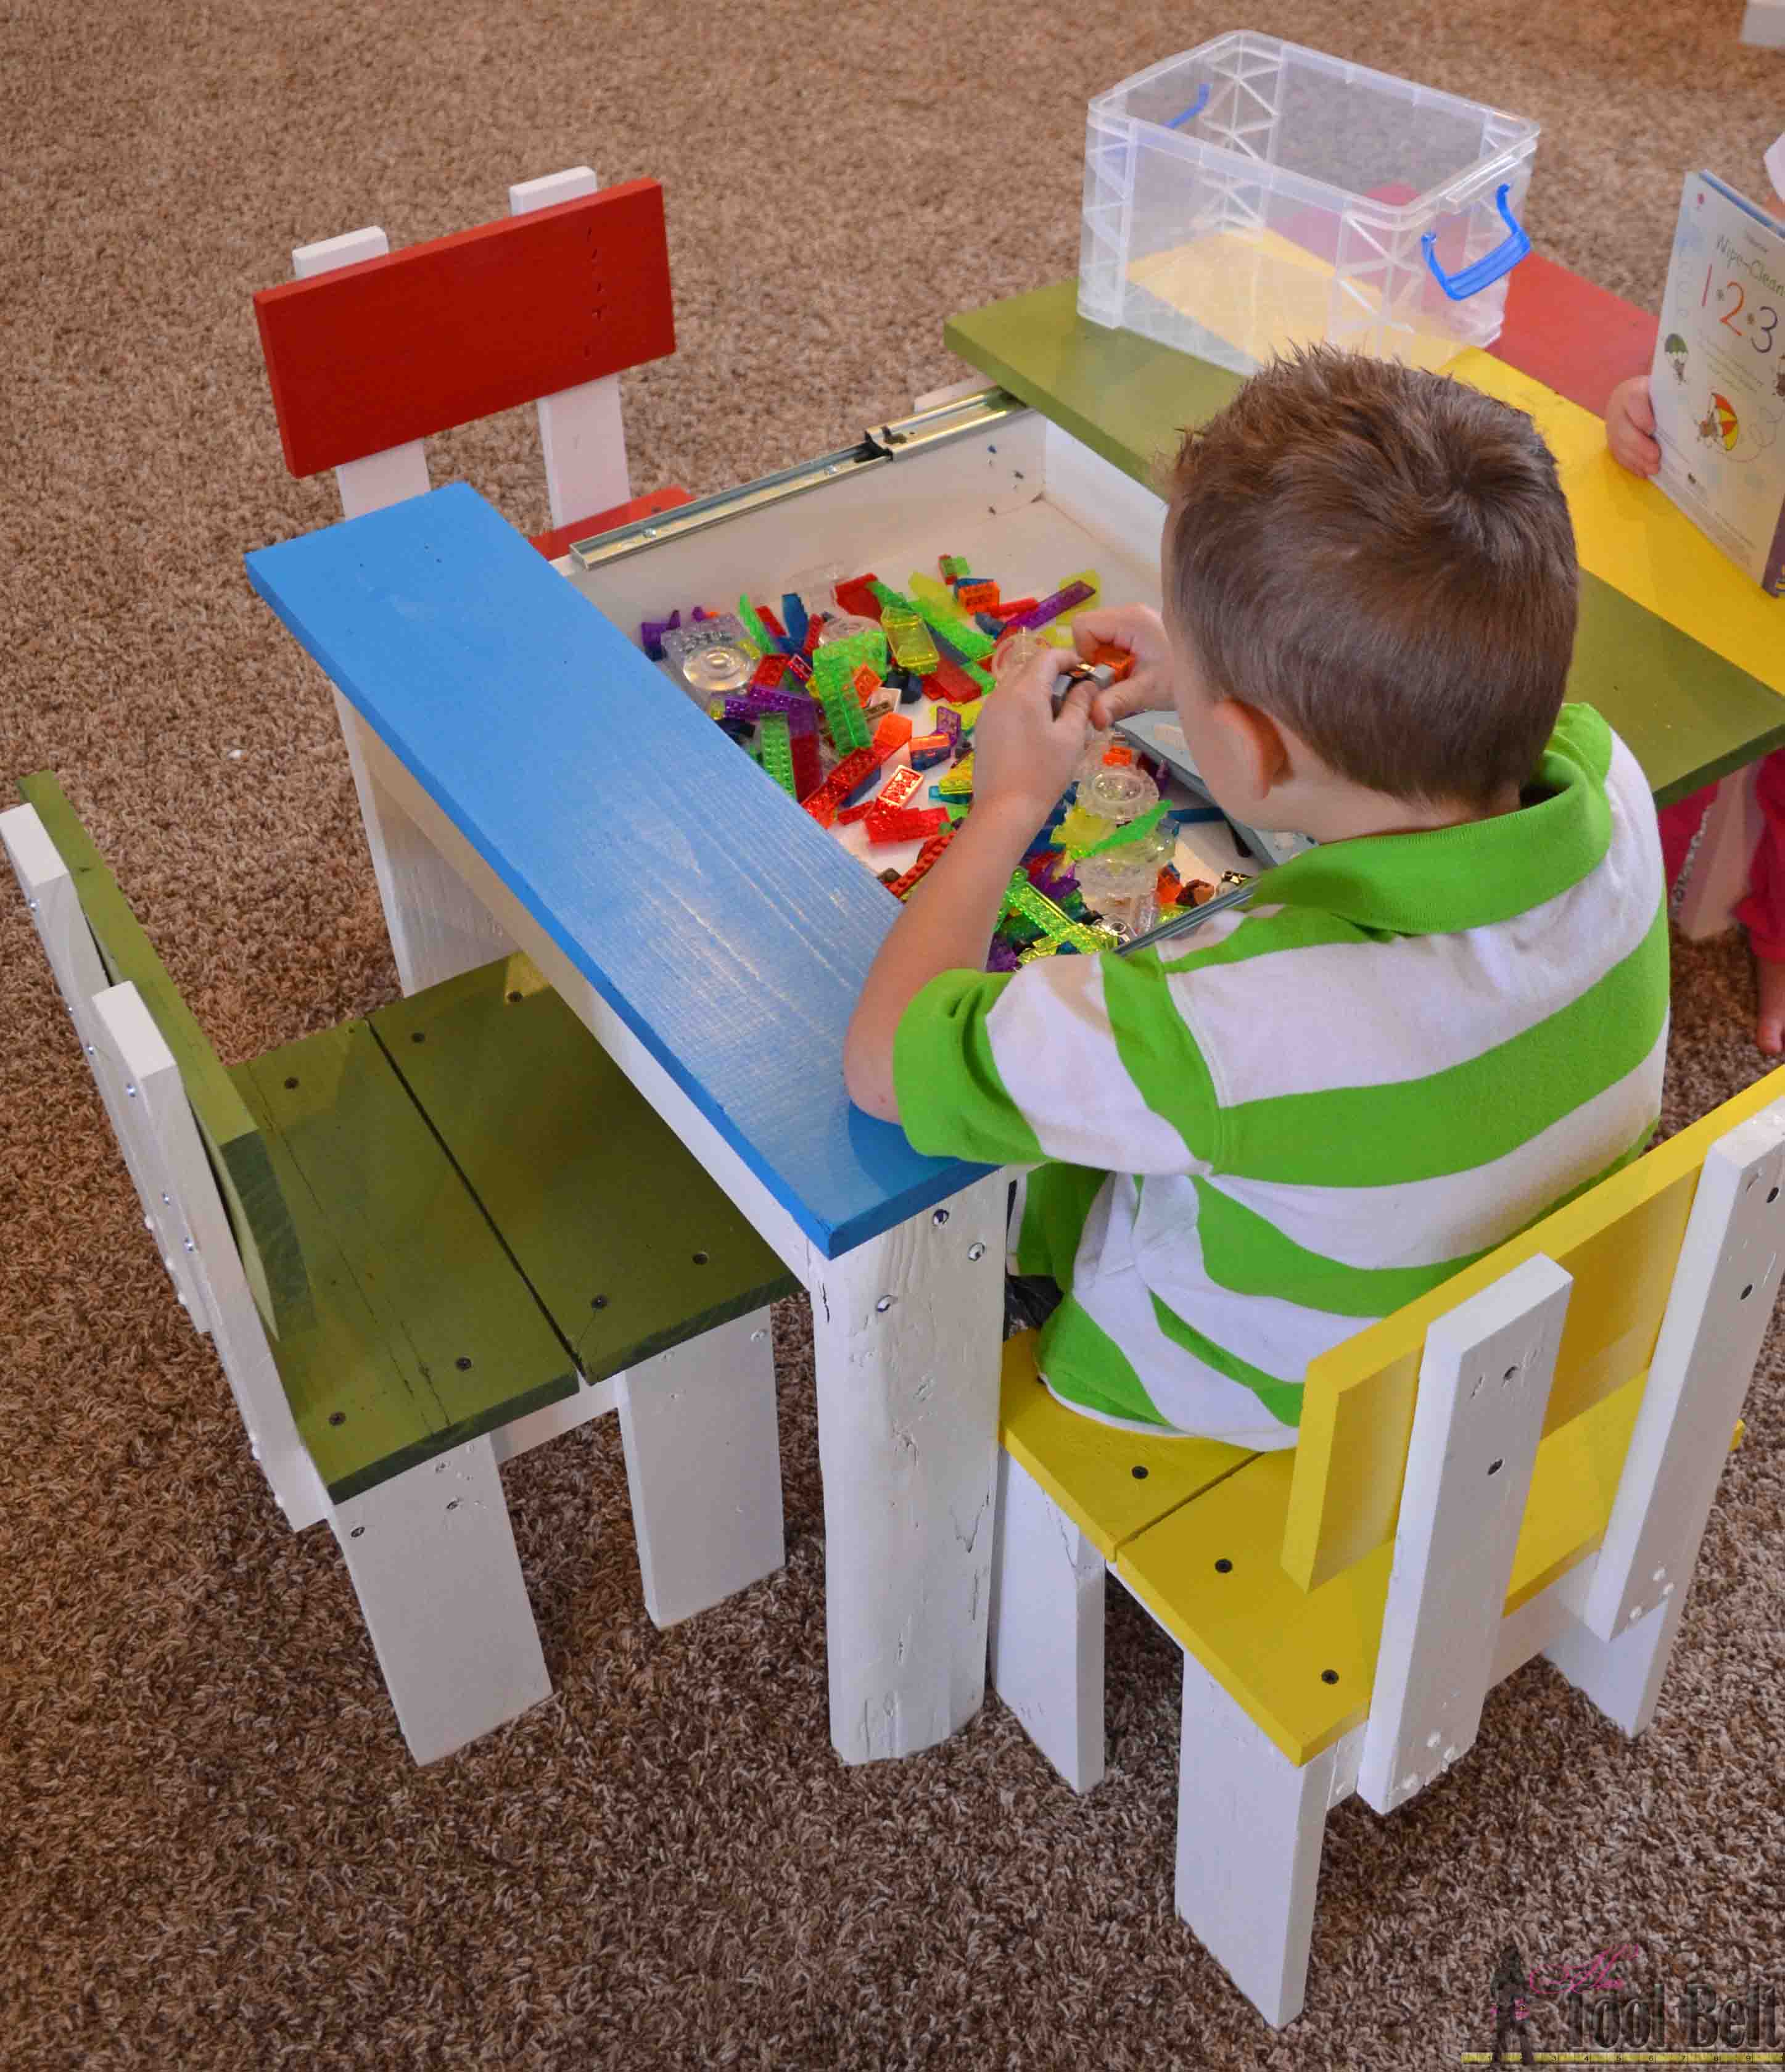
989;1070;1785;2024
252;165;692;553
5;776;797;1764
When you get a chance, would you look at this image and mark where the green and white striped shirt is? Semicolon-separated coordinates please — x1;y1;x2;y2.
893;704;1669;1448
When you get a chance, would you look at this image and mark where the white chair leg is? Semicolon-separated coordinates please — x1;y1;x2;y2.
330;1434;550;1764
616;1306;784;1628
988;1450;1105;1791
1544;1588;1688;1738
1176;1656;1337;2028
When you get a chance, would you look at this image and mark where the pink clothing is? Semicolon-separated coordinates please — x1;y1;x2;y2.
1656;749;1785;961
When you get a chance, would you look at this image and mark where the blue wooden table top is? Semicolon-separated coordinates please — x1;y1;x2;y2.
246;482;991;1258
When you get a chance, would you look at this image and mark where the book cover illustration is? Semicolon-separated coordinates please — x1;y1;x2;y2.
1649;171;1785;595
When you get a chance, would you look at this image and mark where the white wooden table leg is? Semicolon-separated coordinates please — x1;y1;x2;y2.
617;1306;784;1627
330;1432;550;1764
334;701;516;995
1677;762;1762;939
1545;1588;1688;1738
989;1450;1105;1791
810;1171;1008;1764
1176;1656;1337;2028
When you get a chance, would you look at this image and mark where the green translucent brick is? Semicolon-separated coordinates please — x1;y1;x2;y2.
1002;872;1118;956
940;555;970;580
759;714;796;798
820;680;870;753
1081;800;1169;857
944;801;971;823
965;661;997;695
812;629;887;687
737;595;777;657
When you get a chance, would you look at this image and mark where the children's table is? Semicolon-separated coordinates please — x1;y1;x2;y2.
249;484;1018;1769
944;257;1785;806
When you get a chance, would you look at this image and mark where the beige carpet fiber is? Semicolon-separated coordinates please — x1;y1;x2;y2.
4;2;1784;2065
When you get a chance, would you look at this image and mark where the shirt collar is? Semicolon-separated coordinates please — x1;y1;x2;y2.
1257;704;1615;936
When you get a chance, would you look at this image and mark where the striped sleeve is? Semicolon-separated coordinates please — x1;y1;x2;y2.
892;950;1220;1172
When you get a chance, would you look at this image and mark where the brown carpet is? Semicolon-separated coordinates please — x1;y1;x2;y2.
5;2;1784;2065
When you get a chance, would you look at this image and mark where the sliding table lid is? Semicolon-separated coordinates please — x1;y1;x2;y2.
245;482;988;1260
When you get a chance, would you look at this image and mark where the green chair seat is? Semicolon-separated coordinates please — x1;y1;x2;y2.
368;957;798;1384
22;772;797;1508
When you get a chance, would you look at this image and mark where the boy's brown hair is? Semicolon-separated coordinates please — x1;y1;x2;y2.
1162;345;1578;807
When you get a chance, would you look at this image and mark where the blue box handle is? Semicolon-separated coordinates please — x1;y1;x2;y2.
1420;183;1530;302
1165;83;1210;130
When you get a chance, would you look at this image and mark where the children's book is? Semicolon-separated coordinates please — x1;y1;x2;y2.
1649;170;1785;596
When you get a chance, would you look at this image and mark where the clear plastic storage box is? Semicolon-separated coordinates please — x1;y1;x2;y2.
1079;34;1539;374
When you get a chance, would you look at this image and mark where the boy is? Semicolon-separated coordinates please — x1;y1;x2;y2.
843;347;1669;1448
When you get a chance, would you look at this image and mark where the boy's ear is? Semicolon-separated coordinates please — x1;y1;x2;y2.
1212;698;1293;803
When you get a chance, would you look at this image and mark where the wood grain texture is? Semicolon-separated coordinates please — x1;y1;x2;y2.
1118;1368;1646;1765
943;281;1785;804
1355;1257;1572;1817
16;772;309;1340
1284;1065;1785;1595
233;1019;577;1502
997;1329;1251;1562
368;954;796;1376
255;182;675;477
244;482;991;1258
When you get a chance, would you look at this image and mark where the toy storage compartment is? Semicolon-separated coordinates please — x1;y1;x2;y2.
1078;33;1539;374
564;402;1169;889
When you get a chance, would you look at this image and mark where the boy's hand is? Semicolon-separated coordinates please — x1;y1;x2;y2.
1606;375;1661;478
972;646;1095;827
1070;604;1177;727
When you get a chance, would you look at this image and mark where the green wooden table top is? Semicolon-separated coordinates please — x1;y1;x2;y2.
944;281;1785;807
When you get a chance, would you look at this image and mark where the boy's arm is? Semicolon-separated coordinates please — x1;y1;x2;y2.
843;651;1095;1123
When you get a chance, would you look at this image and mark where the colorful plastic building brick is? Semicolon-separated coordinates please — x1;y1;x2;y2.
934;704;962;751
881;606;939;675
780;593;809;651
867;805;950;846
934;753;974;799
812;627;888;688
752;651;790;689
640;608;682;661
852;663;882;707
872;712;913;754
834;574;884;621
860;767;921;821
759;715;796;799
939;554;970;581
1003;573;1100;634
788;724;823;803
820;679;871;753
737;595;778;656
909;730;950;770
956;580;999;612
986;596;1038;622
886;823;959;900
1000;872;1118;957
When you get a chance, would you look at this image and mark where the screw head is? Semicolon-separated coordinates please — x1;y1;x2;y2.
875;1295;893;1313
967;1242;986;1261
932;1208;950;1226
